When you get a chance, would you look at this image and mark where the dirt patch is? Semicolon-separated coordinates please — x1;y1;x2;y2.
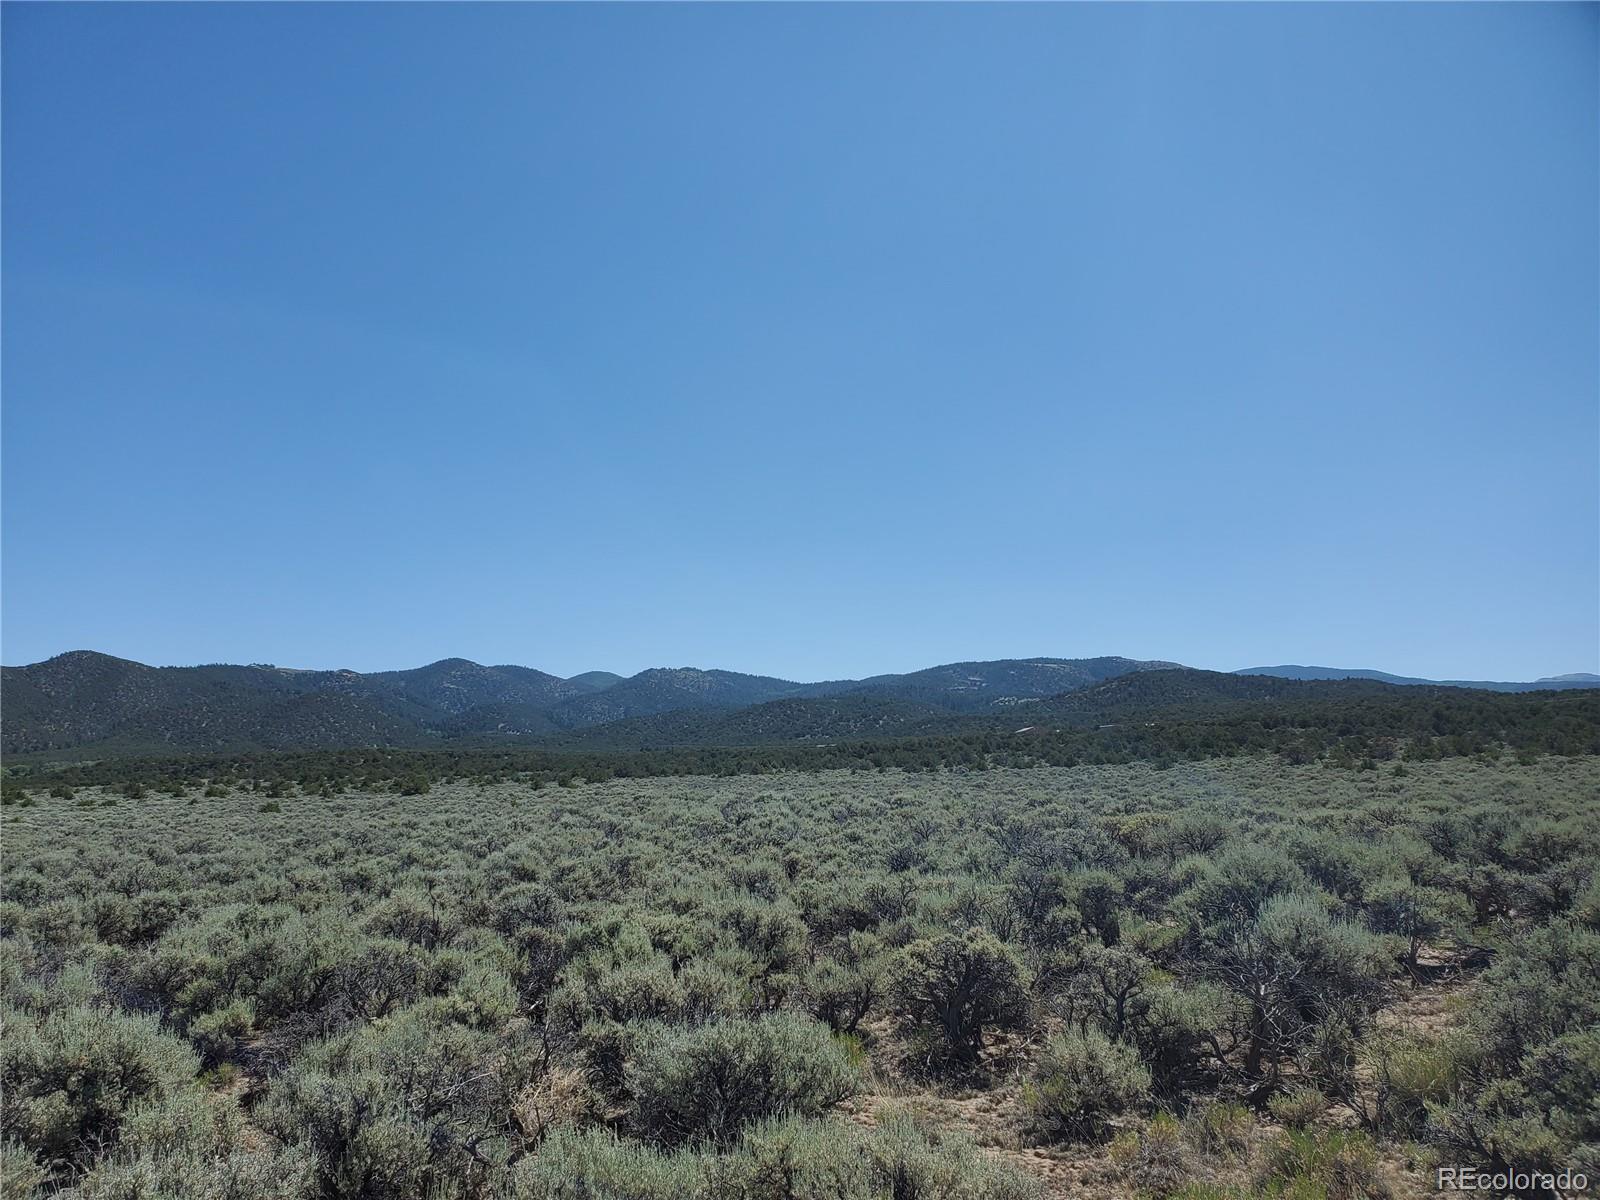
1377;961;1475;1041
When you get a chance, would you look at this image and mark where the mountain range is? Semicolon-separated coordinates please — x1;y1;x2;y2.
1;651;1178;756
2;650;1593;759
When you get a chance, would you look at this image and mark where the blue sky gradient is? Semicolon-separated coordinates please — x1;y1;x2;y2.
3;3;1596;681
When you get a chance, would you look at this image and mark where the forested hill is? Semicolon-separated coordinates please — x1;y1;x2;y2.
1236;664;1600;692
12;669;1598;797
2;651;1181;757
9;656;1597;804
538;667;1600;753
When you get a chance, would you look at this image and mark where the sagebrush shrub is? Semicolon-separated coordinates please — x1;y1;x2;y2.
1258;1129;1390;1200
1186;1102;1253;1157
69;1145;319;1200
1109;1112;1191;1197
1;1007;199;1173
1025;1027;1150;1142
510;1127;703;1199
188;999;255;1067
890;928;1029;1065
0;1140;48;1200
626;1013;859;1146
512;1115;1042;1200
1267;1086;1326;1129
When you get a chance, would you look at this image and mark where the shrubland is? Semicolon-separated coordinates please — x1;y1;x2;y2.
1;753;1596;1198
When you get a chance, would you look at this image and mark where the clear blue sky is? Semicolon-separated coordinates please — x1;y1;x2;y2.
3;3;1595;682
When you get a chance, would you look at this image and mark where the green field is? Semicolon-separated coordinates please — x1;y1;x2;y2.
3;755;1597;1198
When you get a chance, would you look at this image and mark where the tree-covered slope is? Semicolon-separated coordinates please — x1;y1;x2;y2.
364;658;584;715
848;655;1181;710
1235;664;1600;692
540;667;838;729
9;651;1593;761
544;692;956;749
0;652;440;754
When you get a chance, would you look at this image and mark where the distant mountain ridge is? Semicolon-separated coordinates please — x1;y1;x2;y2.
4;650;1593;759
1;651;1179;757
473;666;1600;753
364;658;583;714
1235;665;1600;693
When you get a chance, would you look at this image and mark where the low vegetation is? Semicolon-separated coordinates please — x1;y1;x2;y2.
2;752;1596;1197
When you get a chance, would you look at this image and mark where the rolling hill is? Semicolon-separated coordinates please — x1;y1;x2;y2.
846;656;1181;711
363;658;583;715
0;651;437;755
6;650;1594;760
544;692;957;750
2;651;1179;757
1235;665;1600;692
535;668;1470;751
539;667;839;729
